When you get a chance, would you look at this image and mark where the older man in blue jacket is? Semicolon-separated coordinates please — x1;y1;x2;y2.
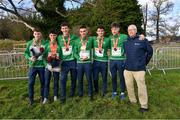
124;24;153;113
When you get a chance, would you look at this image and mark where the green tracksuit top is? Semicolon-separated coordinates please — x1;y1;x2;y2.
109;34;127;60
92;36;110;62
24;39;46;67
57;34;78;61
74;37;93;63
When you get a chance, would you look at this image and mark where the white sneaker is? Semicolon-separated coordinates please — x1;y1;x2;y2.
43;98;48;104
54;96;57;101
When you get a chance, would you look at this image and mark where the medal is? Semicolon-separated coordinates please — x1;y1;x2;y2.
66;48;69;51
63;35;70;51
114;48;117;51
81;45;86;51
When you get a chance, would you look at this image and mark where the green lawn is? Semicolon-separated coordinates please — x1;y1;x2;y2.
0;70;180;119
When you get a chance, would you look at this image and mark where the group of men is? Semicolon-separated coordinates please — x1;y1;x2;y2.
24;22;153;112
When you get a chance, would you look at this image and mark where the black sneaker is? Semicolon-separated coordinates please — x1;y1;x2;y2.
138;108;149;113
101;93;106;98
69;94;74;97
60;98;66;104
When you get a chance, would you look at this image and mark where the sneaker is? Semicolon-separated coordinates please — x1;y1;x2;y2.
112;92;117;98
69;93;74;97
43;98;48;104
101;93;106;97
54;96;57;101
60;98;66;104
138;108;149;113
120;92;125;100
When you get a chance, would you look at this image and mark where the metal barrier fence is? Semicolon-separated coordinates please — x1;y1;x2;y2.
13;43;26;52
155;47;180;74
0;46;179;80
0;51;28;80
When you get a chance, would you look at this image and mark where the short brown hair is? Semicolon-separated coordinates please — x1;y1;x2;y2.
97;25;105;30
111;22;120;28
33;27;41;32
79;25;87;29
49;28;58;34
61;22;70;28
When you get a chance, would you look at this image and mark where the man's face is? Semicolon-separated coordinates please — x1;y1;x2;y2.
79;28;87;38
33;31;42;40
96;28;104;37
49;33;57;41
128;27;136;37
61;26;70;36
111;27;119;36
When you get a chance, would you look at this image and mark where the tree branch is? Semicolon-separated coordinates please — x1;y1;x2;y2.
67;0;96;7
8;0;18;14
55;7;69;17
8;17;34;30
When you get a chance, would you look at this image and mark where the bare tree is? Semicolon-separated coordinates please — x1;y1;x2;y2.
150;0;174;42
142;3;148;36
0;0;36;30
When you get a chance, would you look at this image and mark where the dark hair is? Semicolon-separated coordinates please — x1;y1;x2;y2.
33;27;41;32
79;25;87;29
61;22;70;28
97;25;105;30
111;22;120;28
49;28;58;34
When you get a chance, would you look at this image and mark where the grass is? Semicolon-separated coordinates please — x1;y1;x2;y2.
0;70;180;119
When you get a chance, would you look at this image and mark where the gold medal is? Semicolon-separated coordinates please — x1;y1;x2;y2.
81;45;86;51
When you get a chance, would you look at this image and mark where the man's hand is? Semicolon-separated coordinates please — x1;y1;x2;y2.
139;34;145;40
29;56;36;62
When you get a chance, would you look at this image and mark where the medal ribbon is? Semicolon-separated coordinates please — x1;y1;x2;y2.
50;42;57;54
62;35;70;49
112;35;119;49
97;37;104;51
80;37;88;49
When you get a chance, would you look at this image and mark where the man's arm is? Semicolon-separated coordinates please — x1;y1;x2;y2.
24;41;31;60
145;39;153;65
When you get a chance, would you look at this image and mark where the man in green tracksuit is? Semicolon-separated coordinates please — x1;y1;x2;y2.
74;25;93;100
109;22;127;99
57;22;78;103
92;25;110;96
43;29;62;104
24;28;46;105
